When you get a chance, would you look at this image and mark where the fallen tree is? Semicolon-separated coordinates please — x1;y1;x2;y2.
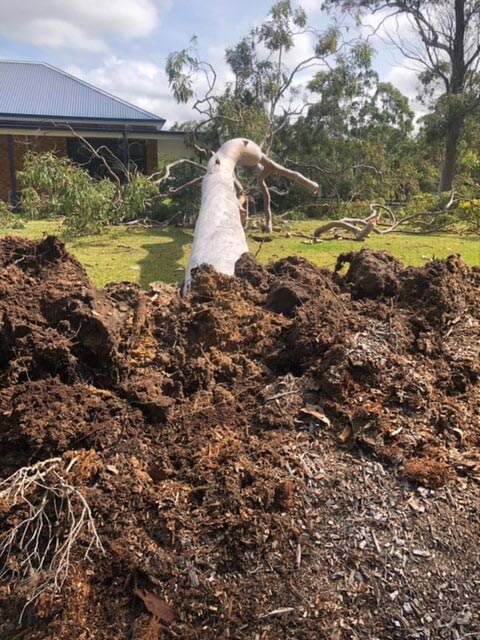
184;138;319;292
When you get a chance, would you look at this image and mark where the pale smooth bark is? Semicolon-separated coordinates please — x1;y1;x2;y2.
184;139;262;293
184;138;319;294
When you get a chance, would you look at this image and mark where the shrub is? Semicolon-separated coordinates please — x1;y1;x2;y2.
17;152;160;236
117;173;160;224
0;200;25;229
456;198;480;233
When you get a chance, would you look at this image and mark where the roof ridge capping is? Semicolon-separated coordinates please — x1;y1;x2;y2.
0;59;166;126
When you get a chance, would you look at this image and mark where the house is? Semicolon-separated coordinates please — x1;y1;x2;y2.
0;60;189;204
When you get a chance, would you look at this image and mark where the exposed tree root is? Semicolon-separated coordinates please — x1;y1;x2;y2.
0;456;104;620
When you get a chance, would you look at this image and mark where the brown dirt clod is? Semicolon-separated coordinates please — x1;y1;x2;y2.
0;237;479;639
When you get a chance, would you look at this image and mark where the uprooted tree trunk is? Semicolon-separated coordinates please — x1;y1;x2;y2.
184;138;318;294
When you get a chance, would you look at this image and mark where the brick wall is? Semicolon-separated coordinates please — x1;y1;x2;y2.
0;134;68;203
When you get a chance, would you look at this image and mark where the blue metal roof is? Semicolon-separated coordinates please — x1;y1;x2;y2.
0;60;165;126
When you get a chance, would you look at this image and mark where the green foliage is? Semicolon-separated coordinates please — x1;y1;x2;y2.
330;200;372;220
162;0;480;209
137;1;480;229
456;198;480;233
165;38;199;104
257;0;307;52
151;161;203;225
18;152;159;236
325;0;480;191
403;193;439;214
315;27;339;55
0;201;25;229
282;43;418;204
118;174;160;223
394;192;480;234
216;91;270;144
19;152;116;235
288;191;480;235
166;1;340;152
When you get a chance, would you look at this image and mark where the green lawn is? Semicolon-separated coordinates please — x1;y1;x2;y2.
1;219;478;288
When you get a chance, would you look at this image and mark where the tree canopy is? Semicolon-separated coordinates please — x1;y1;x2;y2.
324;0;480;191
163;0;480;229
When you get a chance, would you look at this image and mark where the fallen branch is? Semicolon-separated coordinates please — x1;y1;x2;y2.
151;159;206;187
258;164;274;233
313;218;372;240
259;155;320;233
313;197;461;241
167;174;204;196
65;125;123;201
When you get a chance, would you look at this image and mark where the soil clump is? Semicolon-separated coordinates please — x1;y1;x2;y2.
0;239;479;639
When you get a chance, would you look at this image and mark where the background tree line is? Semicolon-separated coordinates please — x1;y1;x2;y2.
167;0;480;210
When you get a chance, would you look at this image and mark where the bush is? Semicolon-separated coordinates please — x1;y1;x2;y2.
150;161;202;225
395;192;480;234
17;152;160;236
0;200;25;229
117;173;160;224
329;199;372;220
456;198;480;233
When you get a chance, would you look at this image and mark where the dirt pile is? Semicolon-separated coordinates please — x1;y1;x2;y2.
0;238;479;639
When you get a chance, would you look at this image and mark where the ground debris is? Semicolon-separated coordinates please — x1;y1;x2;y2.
0;237;479;639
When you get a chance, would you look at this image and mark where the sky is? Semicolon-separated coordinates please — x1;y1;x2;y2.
0;0;422;128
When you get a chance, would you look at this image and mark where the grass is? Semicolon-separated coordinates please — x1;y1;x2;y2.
1;219;478;288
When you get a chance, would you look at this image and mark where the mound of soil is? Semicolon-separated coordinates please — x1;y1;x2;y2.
0;239;479;639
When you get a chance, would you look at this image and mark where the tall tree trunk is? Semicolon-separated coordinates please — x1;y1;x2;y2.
183;138;318;294
439;0;466;192
439;115;463;192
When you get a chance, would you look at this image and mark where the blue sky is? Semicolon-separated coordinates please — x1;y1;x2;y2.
0;0;420;127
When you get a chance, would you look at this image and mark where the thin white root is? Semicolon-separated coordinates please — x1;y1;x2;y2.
0;457;104;619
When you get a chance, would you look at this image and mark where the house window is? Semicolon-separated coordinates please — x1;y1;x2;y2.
66;137;147;180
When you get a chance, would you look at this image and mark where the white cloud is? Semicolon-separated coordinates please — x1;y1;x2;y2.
67;34;244;128
0;0;166;53
358;9;431;120
283;31;316;70
278;32;328;117
67;57;195;127
387;65;418;98
387;63;427;120
299;0;323;19
360;8;414;44
205;45;235;86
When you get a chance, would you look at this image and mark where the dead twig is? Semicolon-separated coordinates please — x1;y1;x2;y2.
151;159;206;186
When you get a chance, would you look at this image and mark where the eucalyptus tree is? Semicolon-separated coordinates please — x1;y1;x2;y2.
324;0;480;191
166;0;340;154
166;0;345;230
284;42;415;200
